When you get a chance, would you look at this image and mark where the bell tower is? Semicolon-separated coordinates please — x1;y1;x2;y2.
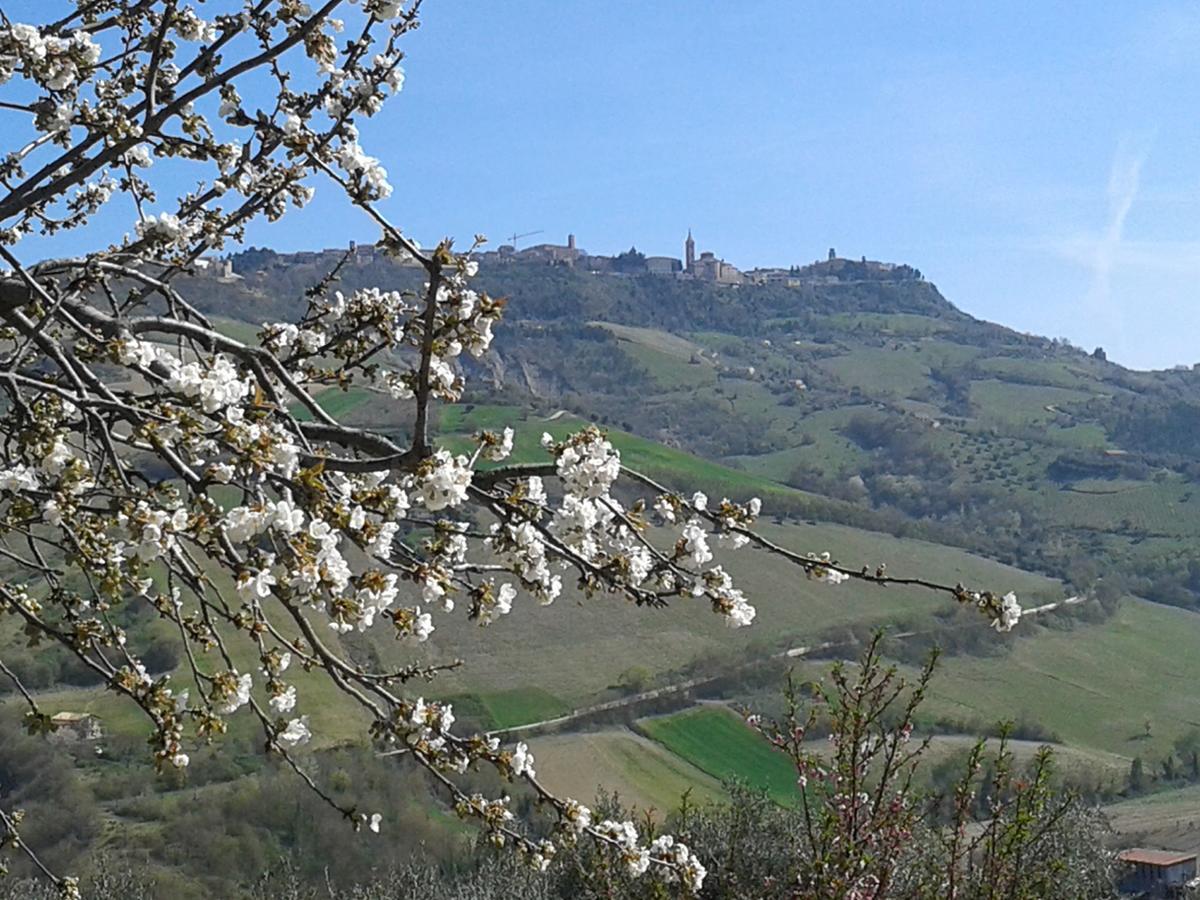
685;229;695;272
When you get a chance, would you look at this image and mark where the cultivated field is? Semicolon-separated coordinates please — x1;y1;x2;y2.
922;598;1200;759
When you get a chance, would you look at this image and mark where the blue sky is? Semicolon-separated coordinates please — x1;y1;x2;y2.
19;2;1200;369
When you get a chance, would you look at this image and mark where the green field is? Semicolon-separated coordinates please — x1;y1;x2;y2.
727;406;874;479
24;246;1200;895
438;402;533;434
819;312;956;337
917;734;1128;785
290;385;374;422
448;687;569;730
974;356;1097;391
213;317;263;346
441;403;826;505
637;706;799;804
817;346;935;398
16;393;1066;752
969;380;1094;426
922;598;1200;760
1033;479;1200;536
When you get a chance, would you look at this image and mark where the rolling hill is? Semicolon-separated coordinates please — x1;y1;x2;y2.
9;250;1200;894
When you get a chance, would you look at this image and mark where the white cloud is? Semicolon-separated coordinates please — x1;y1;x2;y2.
1086;140;1147;314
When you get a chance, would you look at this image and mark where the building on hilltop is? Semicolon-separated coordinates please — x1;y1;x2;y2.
349;240;377;265
645;255;682;275
194;256;238;280
747;267;801;287
583;254;613;273
691;250;743;284
516;233;582;266
681;230;742;284
796;253;921;283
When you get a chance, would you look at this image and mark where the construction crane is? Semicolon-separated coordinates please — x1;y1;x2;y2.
506;229;543;247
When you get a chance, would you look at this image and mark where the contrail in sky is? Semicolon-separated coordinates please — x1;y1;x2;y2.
1086;140;1147;327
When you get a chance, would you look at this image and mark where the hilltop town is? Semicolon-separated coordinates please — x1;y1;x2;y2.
218;231;925;287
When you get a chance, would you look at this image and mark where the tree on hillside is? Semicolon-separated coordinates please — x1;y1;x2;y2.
612;246;647;274
0;2;1025;895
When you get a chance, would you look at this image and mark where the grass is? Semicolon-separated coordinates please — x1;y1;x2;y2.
621;341;716;389
968;380;1094;426
1031;478;1200;536
916;734;1128;785
400;510;1061;710
590;322;709;359
448;688;569;730
16;397;1062;761
1041;423;1110;448
1105;783;1200;848
441;403;819;504
637;706;798;805
529;727;725;815
439;403;533;434
727;406;874;479
290;386;373;422
820;313;956;337
816;347;935;398
212;318;262;346
973;356;1096;391
590;322;717;391
921;598;1200;760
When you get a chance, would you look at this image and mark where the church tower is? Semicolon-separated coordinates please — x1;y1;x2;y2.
685;229;695;272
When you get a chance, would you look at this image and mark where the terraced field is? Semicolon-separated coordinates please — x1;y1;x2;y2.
637;706;799;805
528;728;725;815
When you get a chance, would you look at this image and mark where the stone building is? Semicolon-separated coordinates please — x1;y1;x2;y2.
49;712;102;743
516;234;582;266
681;231;742;284
645;255;682;275
747;267;801;287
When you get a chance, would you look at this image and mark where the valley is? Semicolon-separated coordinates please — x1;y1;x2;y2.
9;253;1200;893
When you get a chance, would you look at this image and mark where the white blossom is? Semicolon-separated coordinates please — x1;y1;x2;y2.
279;716;312;746
0;464;40;492
218;672;253;714
994;591;1022;632
681;519;713;567
269;685;297;714
415;450;472;510
510;741;535;779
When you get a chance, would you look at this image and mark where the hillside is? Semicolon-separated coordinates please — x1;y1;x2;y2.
193;252;1200;611
9;250;1200;894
